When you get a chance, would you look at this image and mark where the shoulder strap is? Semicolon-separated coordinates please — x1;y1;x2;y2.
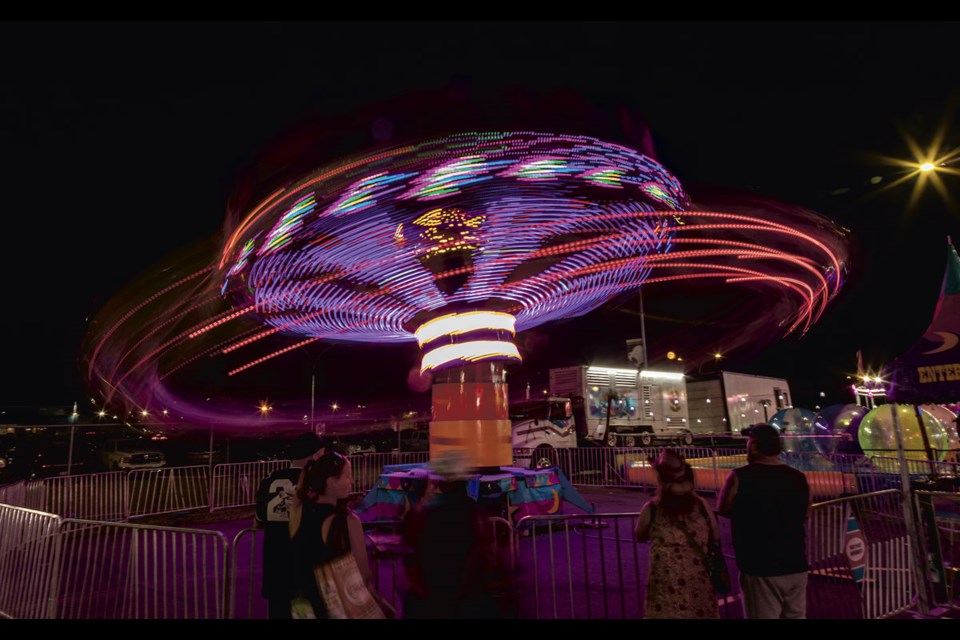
324;507;352;555
673;513;708;561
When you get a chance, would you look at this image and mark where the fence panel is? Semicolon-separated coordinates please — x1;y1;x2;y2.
513;512;646;619
914;490;960;607
127;466;210;519
211;461;290;512
348;452;430;493
0;480;46;511
43;472;128;521
53;519;229;618
807;489;914;619
0;504;61;618
228;528;264;619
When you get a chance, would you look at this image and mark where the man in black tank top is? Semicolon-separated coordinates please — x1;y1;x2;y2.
718;423;811;619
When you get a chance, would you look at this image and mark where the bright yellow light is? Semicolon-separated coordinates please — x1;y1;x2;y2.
873;376;883;384
259;403;271;414
331;403;339;411
415;311;516;346
141;410;149;417
920;162;935;172
667;351;676;360
714;352;722;359
98;410;106;417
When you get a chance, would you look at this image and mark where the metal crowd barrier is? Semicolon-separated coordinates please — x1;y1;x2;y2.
127;466;211;519
52;519;229;619
228;528;262;619
43;471;127;521
914;490;960;607
210;460;290;512
541;446;746;494
0;480;45;511
806;489;914;618
348;452;430;493
514;512;646;619
0;504;61;618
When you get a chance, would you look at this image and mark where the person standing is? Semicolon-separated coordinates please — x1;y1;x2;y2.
634;448;720;619
289;450;381;618
717;423;811;619
253;432;327;619
402;451;504;619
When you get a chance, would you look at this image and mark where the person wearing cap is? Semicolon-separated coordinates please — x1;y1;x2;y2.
401;450;504;618
634;448;720;619
717;423;811;619
254;431;327;618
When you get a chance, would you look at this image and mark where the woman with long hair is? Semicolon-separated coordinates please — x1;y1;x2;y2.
634;448;720;619
288;450;377;618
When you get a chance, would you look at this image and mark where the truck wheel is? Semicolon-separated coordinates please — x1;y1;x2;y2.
605;432;618;447
622;435;637;448
532;445;557;470
640;433;653;447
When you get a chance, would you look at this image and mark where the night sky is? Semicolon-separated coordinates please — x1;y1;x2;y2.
2;22;958;424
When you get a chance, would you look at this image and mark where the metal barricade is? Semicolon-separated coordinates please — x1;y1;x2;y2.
127;466;211;520
43;471;128;521
0;480;46;511
0;504;61;618
806;489;915;618
228;527;263;619
211;460;290;512
52;518;229;618
348;452;430;493
513;512;645;619
782;451;859;501
363;519;406;614
914;490;960;607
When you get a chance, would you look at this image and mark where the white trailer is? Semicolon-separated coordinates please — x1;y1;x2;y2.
686;371;792;434
510;397;577;469
548;365;692;447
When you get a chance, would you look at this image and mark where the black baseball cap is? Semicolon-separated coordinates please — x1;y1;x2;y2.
740;422;780;438
288;432;329;459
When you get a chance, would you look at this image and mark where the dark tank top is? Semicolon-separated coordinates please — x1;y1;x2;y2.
290;502;349;617
731;463;810;576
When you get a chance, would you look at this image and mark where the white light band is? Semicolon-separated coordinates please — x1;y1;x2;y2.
420;340;522;374
415;311;516;347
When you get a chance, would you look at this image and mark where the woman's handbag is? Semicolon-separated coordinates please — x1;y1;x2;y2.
703;538;731;595
314;552;386;619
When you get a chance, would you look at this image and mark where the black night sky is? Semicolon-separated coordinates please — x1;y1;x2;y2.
1;22;958;425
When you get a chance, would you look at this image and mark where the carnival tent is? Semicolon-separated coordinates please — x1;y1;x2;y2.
884;239;960;405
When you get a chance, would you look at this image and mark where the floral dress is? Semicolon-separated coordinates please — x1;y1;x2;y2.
644;501;719;619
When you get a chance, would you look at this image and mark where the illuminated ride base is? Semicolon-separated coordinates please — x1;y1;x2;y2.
363;315;592;522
